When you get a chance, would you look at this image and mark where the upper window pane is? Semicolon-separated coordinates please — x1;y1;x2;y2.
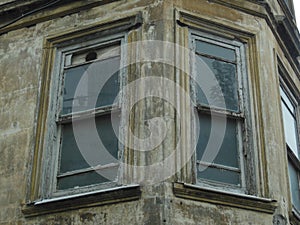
195;40;236;62
280;86;299;157
281;99;299;157
62;56;120;114
280;87;295;113
195;55;239;112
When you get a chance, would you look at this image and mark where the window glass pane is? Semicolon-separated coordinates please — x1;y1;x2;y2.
196;112;239;168
288;160;300;211
280;87;295;113
195;40;236;61
57;168;118;190
281;101;299;157
62;56;120;114
59;112;120;173
197;166;240;186
195;56;238;112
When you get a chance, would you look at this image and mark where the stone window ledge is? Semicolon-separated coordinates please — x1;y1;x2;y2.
22;185;141;217
173;183;277;214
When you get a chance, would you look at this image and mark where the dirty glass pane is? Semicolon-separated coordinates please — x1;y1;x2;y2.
59;112;120;173
281;100;299;157
62;56;120;114
288;160;300;211
197;166;240;186
196;112;239;168
195;56;238;112
57;168;118;190
195;40;236;61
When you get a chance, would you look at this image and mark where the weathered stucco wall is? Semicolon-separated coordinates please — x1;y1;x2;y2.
0;0;299;224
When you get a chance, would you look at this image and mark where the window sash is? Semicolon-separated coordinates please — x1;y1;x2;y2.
51;38;124;194
191;32;245;188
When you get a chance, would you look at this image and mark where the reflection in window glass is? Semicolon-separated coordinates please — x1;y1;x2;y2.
62;57;120;114
196;40;236;61
196;113;239;168
195;56;238;112
59;112;120;173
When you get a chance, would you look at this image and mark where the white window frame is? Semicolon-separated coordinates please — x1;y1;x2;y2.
189;30;249;193
41;33;127;199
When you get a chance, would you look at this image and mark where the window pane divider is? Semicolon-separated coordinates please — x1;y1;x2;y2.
195;52;236;65
57;163;119;178
196;105;244;119
197;160;241;173
57;105;120;124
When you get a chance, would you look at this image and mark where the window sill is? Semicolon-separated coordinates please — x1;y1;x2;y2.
173;183;277;214
22;185;141;217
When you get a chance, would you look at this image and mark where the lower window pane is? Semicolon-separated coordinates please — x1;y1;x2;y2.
288;160;300;211
196;112;239;168
59;112;120;173
197;166;240;186
57;167;118;190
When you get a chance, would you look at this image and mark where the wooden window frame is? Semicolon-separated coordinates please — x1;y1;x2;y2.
189;30;248;193
24;14;143;216
50;35;125;196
